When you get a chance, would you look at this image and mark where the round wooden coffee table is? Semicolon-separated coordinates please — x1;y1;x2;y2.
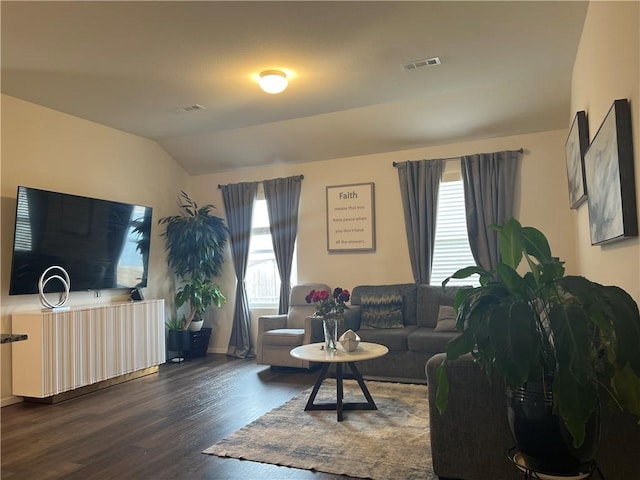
290;342;389;421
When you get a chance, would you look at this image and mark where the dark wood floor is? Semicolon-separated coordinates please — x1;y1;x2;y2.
1;355;354;479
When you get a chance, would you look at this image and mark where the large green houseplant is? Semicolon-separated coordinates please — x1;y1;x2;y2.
435;218;640;462
159;191;229;331
174;276;226;327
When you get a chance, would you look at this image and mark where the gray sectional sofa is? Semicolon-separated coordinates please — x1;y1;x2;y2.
426;353;640;480
341;283;461;382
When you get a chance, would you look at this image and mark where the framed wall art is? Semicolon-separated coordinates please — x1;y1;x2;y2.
584;98;638;245
565;110;589;209
326;182;375;252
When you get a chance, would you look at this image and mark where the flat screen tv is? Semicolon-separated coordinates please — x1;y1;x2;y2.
9;186;153;295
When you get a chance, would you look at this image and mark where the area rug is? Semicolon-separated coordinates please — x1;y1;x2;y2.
203;380;435;480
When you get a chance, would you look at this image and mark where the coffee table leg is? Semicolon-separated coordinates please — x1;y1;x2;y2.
304;362;330;411
303;361;378;420
347;362;377;410
336;362;344;422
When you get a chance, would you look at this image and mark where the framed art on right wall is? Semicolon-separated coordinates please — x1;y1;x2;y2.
565;111;589;209
584;98;638;245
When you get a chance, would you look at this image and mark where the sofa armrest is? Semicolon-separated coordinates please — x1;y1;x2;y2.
426;353;520;480
257;314;287;334
304;315;325;344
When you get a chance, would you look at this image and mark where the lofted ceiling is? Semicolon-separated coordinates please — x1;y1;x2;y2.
1;1;588;175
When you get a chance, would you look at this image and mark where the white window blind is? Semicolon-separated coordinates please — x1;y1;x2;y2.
246;193;298;307
430;180;479;287
247;198;280;306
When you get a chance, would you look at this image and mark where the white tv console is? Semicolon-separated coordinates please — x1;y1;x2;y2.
12;299;166;400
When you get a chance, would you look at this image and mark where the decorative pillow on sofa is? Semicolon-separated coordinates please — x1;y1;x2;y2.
360;293;404;329
434;305;458;332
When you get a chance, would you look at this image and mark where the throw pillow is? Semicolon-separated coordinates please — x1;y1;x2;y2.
434;305;458;332
360;293;404;329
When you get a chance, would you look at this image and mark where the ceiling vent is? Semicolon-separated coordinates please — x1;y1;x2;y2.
175;104;206;113
402;56;441;71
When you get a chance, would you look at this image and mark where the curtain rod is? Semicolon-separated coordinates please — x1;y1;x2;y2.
392;148;524;167
218;174;304;189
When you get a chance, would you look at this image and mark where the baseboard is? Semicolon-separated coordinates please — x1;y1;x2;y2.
1;395;24;407
208;347;228;354
21;366;159;404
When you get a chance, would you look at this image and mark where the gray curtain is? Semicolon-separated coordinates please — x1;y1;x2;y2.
263;175;303;314
461;150;522;271
221;181;258;358
397;159;444;284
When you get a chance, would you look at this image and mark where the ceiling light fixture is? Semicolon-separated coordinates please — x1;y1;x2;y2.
259;70;288;94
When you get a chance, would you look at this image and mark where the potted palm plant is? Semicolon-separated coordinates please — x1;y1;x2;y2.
159;191;229;332
435;218;640;474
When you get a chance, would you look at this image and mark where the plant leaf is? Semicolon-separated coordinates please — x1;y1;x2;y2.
488;301;538;386
557;276;596;305
538;258;565;284
496;264;528;298
611;363;640;418
553;367;597;448
435;364;450;413
443;266;489;288
548;303;592;384
445;330;477;360
521;226;552;262
497;218;523;269
600;286;640;375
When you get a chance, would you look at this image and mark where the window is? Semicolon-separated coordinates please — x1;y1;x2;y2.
246;195;297;307
430;178;479;287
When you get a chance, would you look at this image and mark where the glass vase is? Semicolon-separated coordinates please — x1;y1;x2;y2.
323;315;338;351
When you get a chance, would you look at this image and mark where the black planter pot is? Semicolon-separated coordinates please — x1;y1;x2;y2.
167;329;191;352
507;379;600;475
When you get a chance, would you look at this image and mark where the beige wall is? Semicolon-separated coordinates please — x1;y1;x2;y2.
6;1;636;402
192;129;576;352
1;95;190;405
570;2;640;303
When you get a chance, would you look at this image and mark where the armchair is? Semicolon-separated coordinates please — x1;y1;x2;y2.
256;283;330;369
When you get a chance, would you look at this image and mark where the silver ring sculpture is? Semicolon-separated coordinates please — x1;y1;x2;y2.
38;266;71;309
